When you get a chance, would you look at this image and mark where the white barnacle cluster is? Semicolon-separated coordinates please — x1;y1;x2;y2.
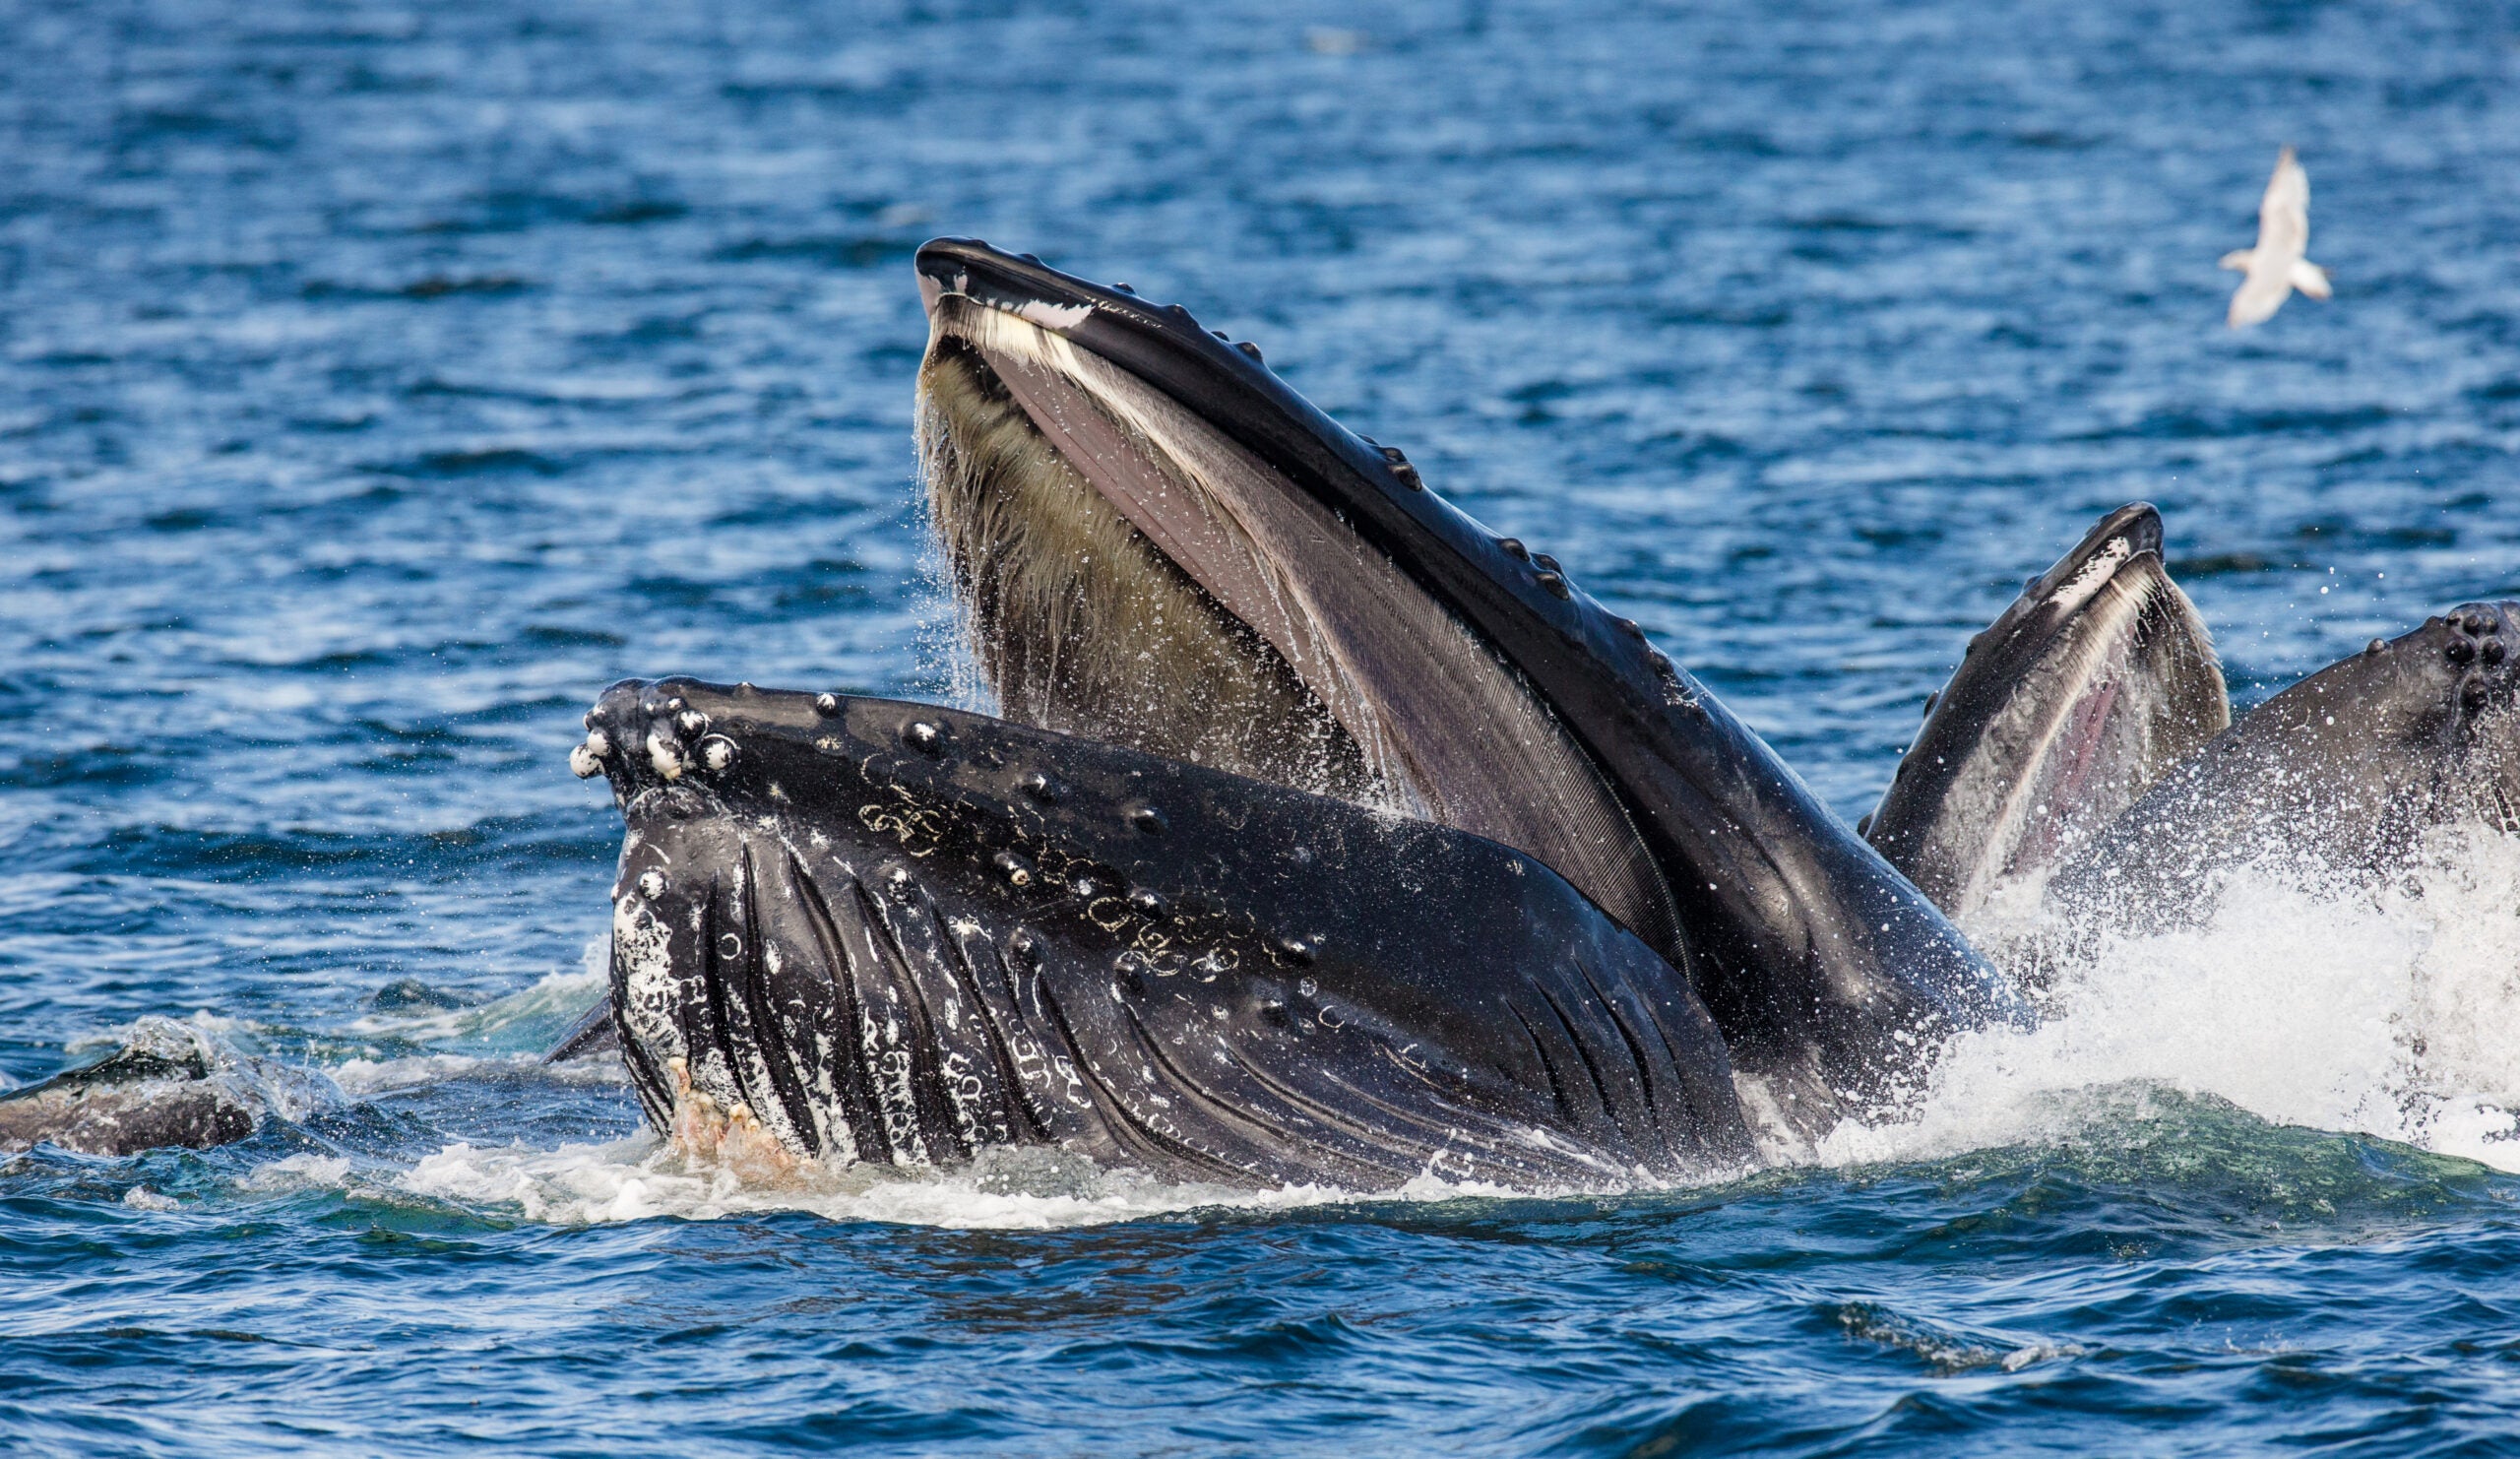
570;689;756;788
569;726;611;779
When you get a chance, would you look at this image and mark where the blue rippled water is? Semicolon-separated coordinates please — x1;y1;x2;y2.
6;0;2520;1452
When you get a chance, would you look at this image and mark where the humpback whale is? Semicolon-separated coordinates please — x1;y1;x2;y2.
558;238;2047;1183
2048;601;2520;922
0;1017;330;1157
539;240;2518;1188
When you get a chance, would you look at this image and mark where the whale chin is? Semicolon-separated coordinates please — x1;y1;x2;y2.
579;676;1752;1188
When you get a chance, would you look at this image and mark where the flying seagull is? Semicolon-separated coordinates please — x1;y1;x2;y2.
2220;146;2331;328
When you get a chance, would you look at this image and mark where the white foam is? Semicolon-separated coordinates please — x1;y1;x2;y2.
329;1049;629;1095
1820;826;2520;1172
396;1137;1538;1230
248;1153;351;1190
344;951;606;1044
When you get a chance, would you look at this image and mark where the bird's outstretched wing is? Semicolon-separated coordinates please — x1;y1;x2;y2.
2255;146;2309;260
2229;265;2293;327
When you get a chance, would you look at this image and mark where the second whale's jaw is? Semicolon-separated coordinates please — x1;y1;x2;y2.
574;676;1752;1188
911;237;2023;1119
1867;503;2230;922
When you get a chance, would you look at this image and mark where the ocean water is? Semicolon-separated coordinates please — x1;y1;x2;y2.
5;0;2520;1452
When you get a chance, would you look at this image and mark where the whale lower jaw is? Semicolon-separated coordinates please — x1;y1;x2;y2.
578;676;1753;1189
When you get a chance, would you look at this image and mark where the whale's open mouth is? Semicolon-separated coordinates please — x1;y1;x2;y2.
911;239;2012;1118
553;243;2022;1186
1864;503;2230;921
914;239;1685;962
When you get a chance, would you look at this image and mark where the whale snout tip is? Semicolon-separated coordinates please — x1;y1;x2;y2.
575;676;774;794
2440;602;2520;716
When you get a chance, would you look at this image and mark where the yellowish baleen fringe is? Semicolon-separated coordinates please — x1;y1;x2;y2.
915;332;1369;799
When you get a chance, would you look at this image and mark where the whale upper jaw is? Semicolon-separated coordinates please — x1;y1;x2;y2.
913;236;1693;975
2048;599;2520;921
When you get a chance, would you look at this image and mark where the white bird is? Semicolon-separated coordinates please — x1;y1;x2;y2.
2220;146;2331;328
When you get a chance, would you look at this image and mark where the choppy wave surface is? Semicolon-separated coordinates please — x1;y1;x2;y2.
8;0;2520;1450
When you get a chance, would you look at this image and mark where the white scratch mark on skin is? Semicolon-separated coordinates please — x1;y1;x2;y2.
1015;299;1092;331
2045;537;2131;614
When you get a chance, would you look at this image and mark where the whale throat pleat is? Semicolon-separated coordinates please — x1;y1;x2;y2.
592;678;1753;1187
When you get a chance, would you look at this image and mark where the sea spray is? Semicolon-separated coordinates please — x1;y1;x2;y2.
1823;826;2520;1171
